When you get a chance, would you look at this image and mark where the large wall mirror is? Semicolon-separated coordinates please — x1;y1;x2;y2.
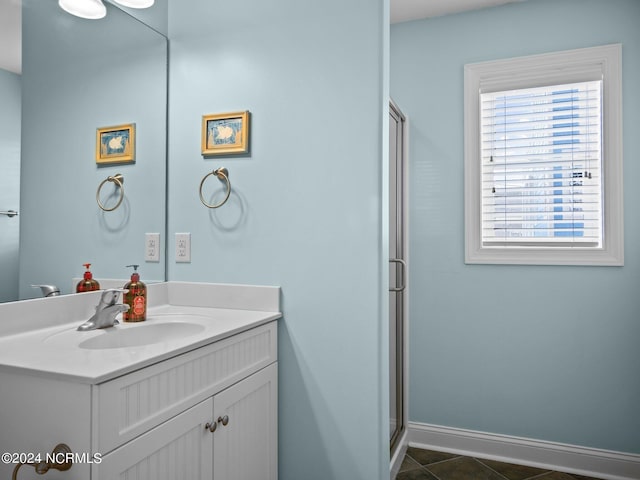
0;0;167;303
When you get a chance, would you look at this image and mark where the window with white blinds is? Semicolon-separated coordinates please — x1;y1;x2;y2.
480;81;602;246
464;44;623;265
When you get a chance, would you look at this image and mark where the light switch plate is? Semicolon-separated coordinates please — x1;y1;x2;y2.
145;233;160;262
175;233;191;263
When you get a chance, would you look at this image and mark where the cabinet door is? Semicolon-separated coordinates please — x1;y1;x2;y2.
214;363;277;480
95;398;213;480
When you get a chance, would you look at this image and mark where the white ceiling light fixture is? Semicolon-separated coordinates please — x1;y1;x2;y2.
58;0;107;19
112;0;155;8
58;0;154;20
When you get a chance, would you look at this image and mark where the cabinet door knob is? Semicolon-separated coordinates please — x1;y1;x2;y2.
217;415;229;426
205;421;217;432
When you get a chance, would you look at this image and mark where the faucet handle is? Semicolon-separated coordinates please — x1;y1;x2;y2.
31;284;61;297
100;288;129;305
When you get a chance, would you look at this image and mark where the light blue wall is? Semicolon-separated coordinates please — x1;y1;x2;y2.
167;0;389;478
391;0;640;453
20;0;167;298
0;68;21;302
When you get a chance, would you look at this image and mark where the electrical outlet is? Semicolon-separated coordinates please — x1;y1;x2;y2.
175;233;191;263
145;233;160;262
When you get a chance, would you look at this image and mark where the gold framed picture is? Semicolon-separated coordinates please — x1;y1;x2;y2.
96;123;135;164
201;111;249;156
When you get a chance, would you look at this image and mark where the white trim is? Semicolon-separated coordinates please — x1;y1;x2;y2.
464;44;624;266
390;430;408;479
402;110;410;463
408;422;640;480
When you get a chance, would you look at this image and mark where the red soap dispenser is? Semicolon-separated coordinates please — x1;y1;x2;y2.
76;263;101;293
123;264;147;322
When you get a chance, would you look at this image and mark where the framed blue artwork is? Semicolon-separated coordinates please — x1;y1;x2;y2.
201;111;249;156
96;123;135;164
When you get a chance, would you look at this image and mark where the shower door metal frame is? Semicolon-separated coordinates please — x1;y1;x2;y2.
389;100;408;456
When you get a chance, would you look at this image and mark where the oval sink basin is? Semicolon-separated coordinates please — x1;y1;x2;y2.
79;322;205;350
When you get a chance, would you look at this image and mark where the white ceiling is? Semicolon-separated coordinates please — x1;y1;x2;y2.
0;0;528;74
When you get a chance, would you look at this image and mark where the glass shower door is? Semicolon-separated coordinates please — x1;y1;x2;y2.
389;101;406;454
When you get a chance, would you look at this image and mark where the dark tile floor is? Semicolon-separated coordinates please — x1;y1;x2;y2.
397;447;606;480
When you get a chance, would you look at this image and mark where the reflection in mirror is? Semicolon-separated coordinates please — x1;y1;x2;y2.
0;66;20;302
0;0;167;303
0;0;22;302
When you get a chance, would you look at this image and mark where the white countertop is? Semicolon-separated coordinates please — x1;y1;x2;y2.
0;282;281;384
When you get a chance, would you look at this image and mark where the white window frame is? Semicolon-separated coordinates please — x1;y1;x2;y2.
464;44;623;266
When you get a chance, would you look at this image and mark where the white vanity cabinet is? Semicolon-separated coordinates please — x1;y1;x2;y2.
0;282;281;480
96;363;277;480
94;322;278;480
0;320;277;480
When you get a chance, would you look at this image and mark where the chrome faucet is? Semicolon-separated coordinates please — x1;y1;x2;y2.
31;284;61;297
77;288;129;331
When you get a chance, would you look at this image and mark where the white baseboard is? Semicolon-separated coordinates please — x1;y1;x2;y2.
390;430;408;479
408;422;640;480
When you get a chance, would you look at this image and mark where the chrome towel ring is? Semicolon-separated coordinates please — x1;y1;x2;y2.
199;167;231;208
96;173;125;212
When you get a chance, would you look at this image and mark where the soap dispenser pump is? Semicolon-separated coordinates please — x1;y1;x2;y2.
123;264;146;322
76;263;101;293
